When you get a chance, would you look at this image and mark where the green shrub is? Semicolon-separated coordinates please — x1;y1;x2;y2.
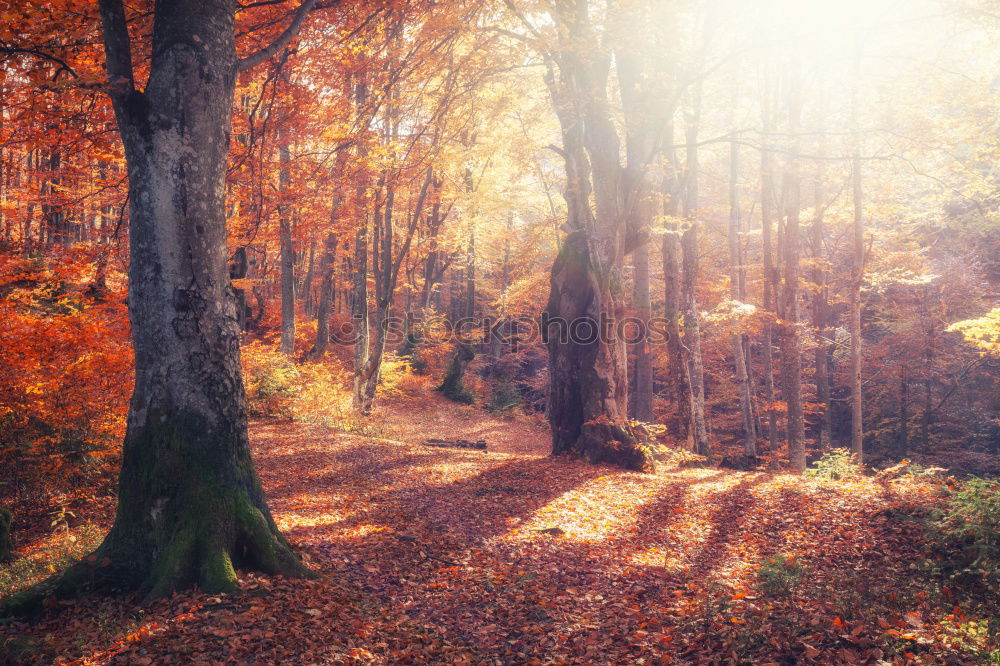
440;380;475;405
241;341;302;418
927;476;1000;590
487;381;521;413
805;448;862;481
757;554;804;597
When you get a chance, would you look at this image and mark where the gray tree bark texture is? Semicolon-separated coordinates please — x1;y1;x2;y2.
0;0;319;611
542;0;654;471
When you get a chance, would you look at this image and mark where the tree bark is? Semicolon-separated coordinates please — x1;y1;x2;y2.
812;146;832;450
849;37;865;463
728;137;756;457
542;0;652;471
0;507;11;563
779;58;806;473
15;0;317;605
278;132;295;356
301;235;316;316
682;84;709;457
307;231;337;360
662;128;692;446
760;64;779;454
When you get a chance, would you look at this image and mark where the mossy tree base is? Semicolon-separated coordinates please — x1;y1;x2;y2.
1;412;313;618
545;234;656;474
438;342;476;404
575;421;654;472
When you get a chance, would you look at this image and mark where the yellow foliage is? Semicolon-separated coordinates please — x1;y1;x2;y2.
947;308;1000;356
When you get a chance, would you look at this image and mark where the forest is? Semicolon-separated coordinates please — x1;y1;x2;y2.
1;0;999;663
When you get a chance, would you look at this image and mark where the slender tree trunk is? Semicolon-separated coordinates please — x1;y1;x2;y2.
728;136;756;456
760;65;779;453
351;226;372;411
278;133;295;356
812;148;832;450
617;40;656;425
682;84;709;456
898;364;909;457
631;239;654;422
779;58;806;473
465;227;475;319
662;128;692;445
301;235;316;316
308;232;337;360
922;296;934;448
850;37;865;462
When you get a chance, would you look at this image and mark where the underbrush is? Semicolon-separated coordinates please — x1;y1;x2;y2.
926;476;1000;593
0;521;104;601
805;448;863;481
241;341;418;435
757;553;805;597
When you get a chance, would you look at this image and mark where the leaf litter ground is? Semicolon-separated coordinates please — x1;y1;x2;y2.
3;393;996;664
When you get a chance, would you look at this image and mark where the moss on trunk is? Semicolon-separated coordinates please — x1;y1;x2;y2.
438;342;475;404
1;412;312;618
0;507;12;562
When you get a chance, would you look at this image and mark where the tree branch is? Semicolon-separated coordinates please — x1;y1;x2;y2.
237;0;319;72
98;0;135;99
0;45;79;80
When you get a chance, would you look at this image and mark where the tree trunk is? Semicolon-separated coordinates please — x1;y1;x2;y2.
441;226;478;403
779;58;806;473
812;152;832;450
898;364;909;457
307;232;337;360
850;38;865;463
630;239;653;422
351;225;374;412
682;84;709;457
760;65;779;454
22;0;317;605
278;134;295;356
301;235;316;316
662;130;692;445
728;136;756;456
542;1;652;471
0;507;12;563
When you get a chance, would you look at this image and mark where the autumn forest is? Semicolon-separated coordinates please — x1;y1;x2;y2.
1;0;1000;663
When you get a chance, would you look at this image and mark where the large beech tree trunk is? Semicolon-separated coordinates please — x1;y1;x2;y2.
12;0;318;605
542;0;653;472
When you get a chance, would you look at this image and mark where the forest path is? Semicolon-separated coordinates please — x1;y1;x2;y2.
3;402;961;664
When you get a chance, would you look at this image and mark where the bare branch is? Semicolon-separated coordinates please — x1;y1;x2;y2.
0;45;80;80
237;0;320;72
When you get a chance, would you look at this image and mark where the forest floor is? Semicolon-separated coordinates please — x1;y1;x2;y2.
2;390;998;665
